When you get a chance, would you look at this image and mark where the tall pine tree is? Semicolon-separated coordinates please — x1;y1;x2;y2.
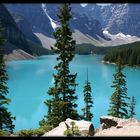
42;4;78;127
0;27;15;133
108;56;130;118
82;69;93;121
129;96;136;118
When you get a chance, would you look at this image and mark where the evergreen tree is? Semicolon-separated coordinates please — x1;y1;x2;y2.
0;27;15;133
42;4;78;127
108;56;130;118
104;42;140;66
82;69;93;121
129;96;136;118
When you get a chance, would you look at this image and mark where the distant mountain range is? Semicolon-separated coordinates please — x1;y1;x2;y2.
0;3;140;59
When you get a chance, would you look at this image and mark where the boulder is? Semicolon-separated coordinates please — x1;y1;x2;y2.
43;118;94;137
100;116;121;129
95;116;140;136
100;116;140;129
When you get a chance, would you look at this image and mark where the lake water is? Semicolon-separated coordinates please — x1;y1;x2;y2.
6;55;140;132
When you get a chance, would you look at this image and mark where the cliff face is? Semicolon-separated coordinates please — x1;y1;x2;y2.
106;4;140;37
70;14;105;40
11;12;42;45
73;4;140;37
0;4;32;55
5;4;54;37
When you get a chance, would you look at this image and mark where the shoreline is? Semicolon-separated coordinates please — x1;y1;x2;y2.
102;60;140;68
5;53;140;68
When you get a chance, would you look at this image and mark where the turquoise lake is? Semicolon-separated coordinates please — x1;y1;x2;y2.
6;55;140;132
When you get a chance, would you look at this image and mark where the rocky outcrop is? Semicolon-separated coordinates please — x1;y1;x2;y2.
43;118;94;137
43;116;140;137
95;116;140;136
8;116;140;137
99;116;120;129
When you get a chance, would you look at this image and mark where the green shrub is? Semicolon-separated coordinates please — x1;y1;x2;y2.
17;129;34;137
32;128;45;137
64;129;73;136
0;130;11;137
64;121;80;137
39;125;53;132
16;124;53;137
32;125;53;137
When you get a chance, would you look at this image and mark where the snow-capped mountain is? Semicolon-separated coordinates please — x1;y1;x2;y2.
5;3;106;40
74;3;140;38
41;3;106;40
4;3;140;49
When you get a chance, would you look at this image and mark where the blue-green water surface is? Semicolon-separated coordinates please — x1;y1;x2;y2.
6;55;140;131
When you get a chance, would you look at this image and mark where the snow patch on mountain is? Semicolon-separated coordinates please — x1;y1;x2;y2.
80;3;88;7
42;4;60;30
116;32;128;38
99;30;140;46
103;30;140;41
